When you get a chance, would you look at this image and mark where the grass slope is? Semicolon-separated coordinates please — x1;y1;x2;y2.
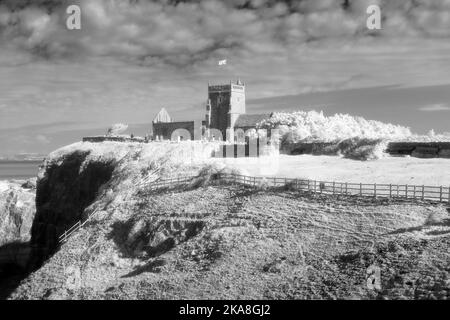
10;183;450;300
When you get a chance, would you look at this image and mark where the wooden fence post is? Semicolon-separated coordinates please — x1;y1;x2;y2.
422;185;424;201
389;184;392;198
406;184;408;199
360;183;362;196
314;180;317;194
345;182;348;195
374;183;377;197
440;186;443;202
413;185;416;199
333;182;335;195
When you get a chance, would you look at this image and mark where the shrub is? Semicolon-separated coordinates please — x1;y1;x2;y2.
107;123;128;136
256;177;269;190
424;212;443;226
258;111;413;143
338;138;388;161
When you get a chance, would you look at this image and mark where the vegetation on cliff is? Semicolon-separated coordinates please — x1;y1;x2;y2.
257;111;450;160
4;141;448;300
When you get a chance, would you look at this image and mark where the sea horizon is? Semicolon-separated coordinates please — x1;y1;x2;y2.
0;160;42;180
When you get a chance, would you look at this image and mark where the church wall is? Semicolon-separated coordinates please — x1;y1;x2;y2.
152;121;195;141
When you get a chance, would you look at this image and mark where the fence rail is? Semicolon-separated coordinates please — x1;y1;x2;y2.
221;173;450;203
57;173;450;245
57;175;198;244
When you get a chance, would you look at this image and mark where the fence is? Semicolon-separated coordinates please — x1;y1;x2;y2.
57;175;198;244
57;173;450;245
220;173;450;203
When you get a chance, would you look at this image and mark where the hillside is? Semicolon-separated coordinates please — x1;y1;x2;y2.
5;141;449;300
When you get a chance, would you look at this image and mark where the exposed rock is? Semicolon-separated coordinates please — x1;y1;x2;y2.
0;182;35;246
26;141;219;268
21;179;37;190
128;217;205;258
30;150;115;266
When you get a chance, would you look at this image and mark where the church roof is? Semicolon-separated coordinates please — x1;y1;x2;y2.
234;113;272;128
153;107;172;123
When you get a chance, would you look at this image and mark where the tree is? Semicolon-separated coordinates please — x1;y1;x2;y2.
107;123;128;136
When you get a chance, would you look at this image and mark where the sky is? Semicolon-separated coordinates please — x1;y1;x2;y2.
1;0;450;156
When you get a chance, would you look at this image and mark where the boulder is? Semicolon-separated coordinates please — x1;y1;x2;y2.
21;179;36;190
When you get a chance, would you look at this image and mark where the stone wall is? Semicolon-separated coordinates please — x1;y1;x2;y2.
152;121;195;141
387;142;450;158
82;136;146;143
281;142;338;155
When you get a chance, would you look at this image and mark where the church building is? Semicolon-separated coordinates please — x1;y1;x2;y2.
152;80;271;141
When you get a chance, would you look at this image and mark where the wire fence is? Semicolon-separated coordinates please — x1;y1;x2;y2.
56;173;450;245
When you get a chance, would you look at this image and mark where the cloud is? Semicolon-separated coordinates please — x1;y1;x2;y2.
1;0;450;66
418;104;450;112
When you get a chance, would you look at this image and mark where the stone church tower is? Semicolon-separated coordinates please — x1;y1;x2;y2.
153;79;269;142
205;79;245;140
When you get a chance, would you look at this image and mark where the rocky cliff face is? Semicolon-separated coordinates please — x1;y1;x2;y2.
0;180;36;295
27;141;219;268
31;151;115;256
0;181;35;247
29;151;116;268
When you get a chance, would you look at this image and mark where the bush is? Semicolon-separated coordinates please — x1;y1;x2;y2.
190;164;245;188
424;212;443;226
338;138;388;160
258;111;413;143
257;177;269;190
107;123;128;136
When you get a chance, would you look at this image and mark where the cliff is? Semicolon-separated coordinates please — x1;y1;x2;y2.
0;179;36;297
5;141;450;300
0;181;35;247
26;141;219;268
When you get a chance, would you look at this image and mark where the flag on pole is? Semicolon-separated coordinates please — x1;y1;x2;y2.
218;59;227;66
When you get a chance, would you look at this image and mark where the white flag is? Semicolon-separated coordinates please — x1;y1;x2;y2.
218;59;227;66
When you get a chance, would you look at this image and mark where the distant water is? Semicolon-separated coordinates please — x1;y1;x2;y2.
0;161;41;180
